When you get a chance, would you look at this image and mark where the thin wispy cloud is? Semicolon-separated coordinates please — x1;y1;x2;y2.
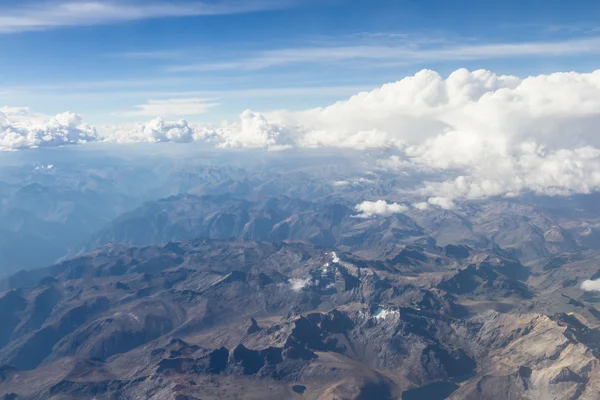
107;85;371;101
0;0;294;33
168;35;600;72
113;98;219;117
6;79;371;103
499;22;600;35
4;74;258;94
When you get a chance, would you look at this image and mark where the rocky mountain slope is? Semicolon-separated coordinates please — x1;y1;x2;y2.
1;238;600;399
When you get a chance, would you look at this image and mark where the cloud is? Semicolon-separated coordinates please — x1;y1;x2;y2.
1;107;218;149
265;68;600;204
100;117;213;144
581;279;600;292
0;106;30;117
0;110;97;151
214;110;295;150
427;197;457;210
0;109;216;148
114;98;219;117
354;200;409;218
0;0;291;33
413;202;430;211
376;155;415;171
415;146;600;201
169;36;600;72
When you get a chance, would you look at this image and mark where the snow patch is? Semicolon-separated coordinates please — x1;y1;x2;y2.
331;252;340;263
374;307;399;320
128;312;140;322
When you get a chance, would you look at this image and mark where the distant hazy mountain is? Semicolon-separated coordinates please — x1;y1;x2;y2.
85;194;428;259
0;151;390;275
87;192;598;266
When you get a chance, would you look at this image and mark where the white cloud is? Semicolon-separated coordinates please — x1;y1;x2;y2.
114;98;218;117
100;117;213;144
265;68;600;203
427;197;457;210
581;279;600;292
0;107;219;149
416;146;600;203
0;0;290;33
0;110;97;151
354;200;409;218
0;106;30;117
376;155;414;171
214;110;296;150
270;68;521;149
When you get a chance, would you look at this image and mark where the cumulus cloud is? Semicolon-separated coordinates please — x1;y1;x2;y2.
114;98;218;117
100;118;214;144
415;146;600;201
265;68;600;204
0;110;97;151
581;279;600;292
214;110;295;150
269;68;521;150
354;200;409;218
427;197;457;210
0;107;220;149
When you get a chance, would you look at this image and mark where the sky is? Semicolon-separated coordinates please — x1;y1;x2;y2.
2;0;600;124
4;1;600;208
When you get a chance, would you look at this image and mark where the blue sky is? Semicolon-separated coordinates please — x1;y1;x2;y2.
1;0;600;124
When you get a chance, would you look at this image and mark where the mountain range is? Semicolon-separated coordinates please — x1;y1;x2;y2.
2;151;600;399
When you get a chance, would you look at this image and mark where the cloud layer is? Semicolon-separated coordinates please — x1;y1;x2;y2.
4;68;600;206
